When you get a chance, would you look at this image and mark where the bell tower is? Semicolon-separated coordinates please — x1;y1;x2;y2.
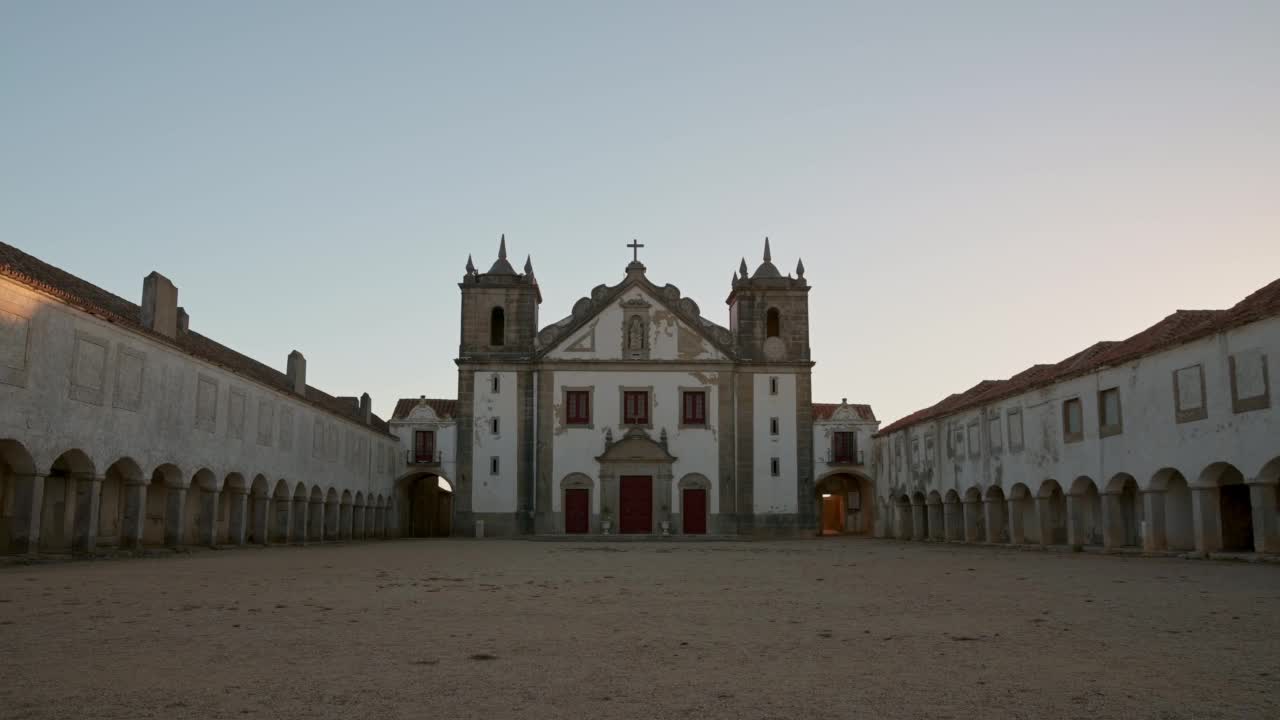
727;238;810;362
458;235;541;359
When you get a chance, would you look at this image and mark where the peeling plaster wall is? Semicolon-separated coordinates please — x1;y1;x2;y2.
470;371;518;513
545;288;725;362
876;316;1280;504
0;277;397;497
753;372;798;514
549;369;720;514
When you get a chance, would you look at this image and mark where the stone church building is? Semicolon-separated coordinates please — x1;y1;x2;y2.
390;238;878;538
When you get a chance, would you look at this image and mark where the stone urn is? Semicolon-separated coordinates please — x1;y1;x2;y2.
660;520;670;536
601;518;612;535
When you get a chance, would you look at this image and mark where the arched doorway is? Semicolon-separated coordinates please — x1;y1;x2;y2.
1038;479;1068;545
1152;468;1194;551
943;490;963;541
1070;477;1102;547
1200;462;1254;552
397;473;453;537
984;485;1008;543
100;457;144;548
1104;474;1142;548
962;486;984;543
42;449;96;552
1009;483;1035;544
1;439;38;554
815;472;873;536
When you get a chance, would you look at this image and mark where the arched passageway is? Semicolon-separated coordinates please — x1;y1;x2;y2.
962;487;985;542
894;495;912;540
984;486;1008;543
1199;463;1254;552
1104;474;1142;548
1037;480;1068;545
1069;477;1102;547
926;491;944;541
99;457;144;548
291;483;308;543
1;439;38;554
269;479;292;544
41;449;96;552
1009;483;1036;544
307;486;324;543
910;491;928;540
1153;469;1195;551
339;490;353;539
144;464;184;547
352;492;365;539
184;469;218;546
246;475;270;544
815;473;873;536
324;488;340;541
943;490;963;541
399;474;453;537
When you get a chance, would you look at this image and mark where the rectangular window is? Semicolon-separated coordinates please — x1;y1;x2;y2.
491;375;500;393
1007;408;1023;450
832;431;856;464
911;437;920;468
966;421;979;458
988;415;1002;452
566;390;591;426
489;456;499;475
490;417;500;435
770;457;780;477
924;434;934;467
769;376;779;395
623;390;649;425
1173;364;1207;423
1063;398;1083;442
1229;350;1271;414
681;390;707;427
413;430;435;463
769;417;779;436
1098;388;1122;436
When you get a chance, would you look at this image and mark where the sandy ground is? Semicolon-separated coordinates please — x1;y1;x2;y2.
1;538;1278;720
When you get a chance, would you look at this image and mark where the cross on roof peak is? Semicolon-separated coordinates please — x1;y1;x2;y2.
627;238;645;263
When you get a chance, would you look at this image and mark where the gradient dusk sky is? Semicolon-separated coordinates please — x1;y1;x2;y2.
3;1;1277;424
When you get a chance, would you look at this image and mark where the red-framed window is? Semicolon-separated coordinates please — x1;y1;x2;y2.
566;390;591;425
623;390;649;425
414;430;435;462
682;390;707;426
833;431;856;464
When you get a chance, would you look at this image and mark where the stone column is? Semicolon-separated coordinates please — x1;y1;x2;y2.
164;486;187;547
1191;486;1221;555
10;474;45;554
227;488;249;545
1249;483;1280;553
120;482;147;549
1141;490;1167;551
250;493;269;545
196;487;219;546
911;502;926;541
308;498;324;542
71;474;103;553
1007;499;1025;545
963;499;981;543
983;499;1005;544
1101;492;1124;550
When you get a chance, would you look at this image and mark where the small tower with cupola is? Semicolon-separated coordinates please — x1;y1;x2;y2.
727;238;811;363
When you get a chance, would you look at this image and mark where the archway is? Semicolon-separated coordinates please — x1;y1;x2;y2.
352;492;365;539
1009;483;1036;544
1152;468;1194;551
291;482;308;543
894;494;912;540
815;472;872;536
307;486;324;542
144;464;184;547
962;486;984;542
984;485;1008;543
100;457;144;547
910;491;928;540
1070;477;1102;547
1104;474;1142;548
0;439;38;554
269;479;292;544
42;449;96;552
1037;480;1068;545
217;473;246;544
1200;463;1254;552
324;488;340;541
340;490;353;539
184;469;218;546
398;473;453;537
373;495;386;538
247;475;270;544
943;490;963;541
926;491;944;540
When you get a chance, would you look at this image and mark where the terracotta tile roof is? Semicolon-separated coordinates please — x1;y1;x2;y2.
813;402;876;422
875;278;1280;437
0;241;392;435
392;398;458;420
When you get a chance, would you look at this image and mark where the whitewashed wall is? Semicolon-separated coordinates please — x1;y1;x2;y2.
470;370;518;513
549;369;721;514
390;405;458;487
0;277;397;498
753;372;798;514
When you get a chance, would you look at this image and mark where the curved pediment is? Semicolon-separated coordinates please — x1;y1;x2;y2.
595;428;677;464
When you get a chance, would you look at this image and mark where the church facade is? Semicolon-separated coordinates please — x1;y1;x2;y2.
393;237;875;538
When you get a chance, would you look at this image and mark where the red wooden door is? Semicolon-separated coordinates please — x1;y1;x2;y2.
619;476;652;534
682;488;707;535
564;489;589;534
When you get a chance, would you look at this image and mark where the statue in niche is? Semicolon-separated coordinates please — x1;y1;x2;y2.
627;316;645;350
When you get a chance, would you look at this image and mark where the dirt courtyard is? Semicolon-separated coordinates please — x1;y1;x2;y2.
1;538;1277;720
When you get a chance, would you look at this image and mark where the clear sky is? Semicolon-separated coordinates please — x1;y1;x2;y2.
3;1;1277;424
